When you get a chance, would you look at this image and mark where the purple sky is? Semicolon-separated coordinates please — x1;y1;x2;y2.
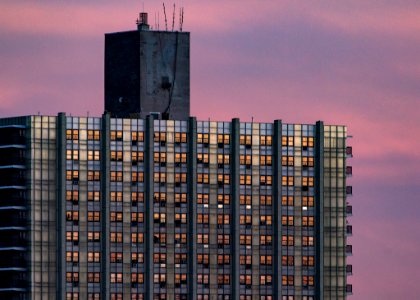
1;1;420;298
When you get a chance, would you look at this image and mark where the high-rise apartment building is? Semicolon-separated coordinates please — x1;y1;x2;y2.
0;12;353;300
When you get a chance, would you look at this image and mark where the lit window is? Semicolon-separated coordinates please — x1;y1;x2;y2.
66;231;79;241
198;254;210;265
154;192;166;203
131;132;144;142
217;134;230;145
197;173;209;184
260;135;272;146
217;174;230;185
281;196;294;206
302;236;314;246
260;275;272;286
260;175;272;185
132;151;144;163
88;251;101;262
282;255;294;266
260;215;272;225
239;234;252;245
131;172;144;183
87;191;100;201
175;193;187;204
217;214;230;225
240;255;252;265
240;155;252;165
87;211;100;222
197;214;209;224
131;252;144;263
281;216;294;226
282;156;294;166
66;170;79;181
154;152;166;163
110;131;123;141
175;233;187;244
110;272;123;283
260;155;272;166
175;132;187;143
110;192;123;202
66;129;79;140
302;196;314;207
110;252;123;263
282;176;294;186
197;133;209;144
131;233;144;243
88;150;100;161
174;173;187;183
87;231;100;242
197;193;209;204
66;272;79;283
302;216;314;227
302;176;314;187
282;235;294;246
302;275;314;286
240;215;252;225
87;171;100;181
131;192;144;203
87;130;100;140
260;195;272;205
175;253;187;264
240;175;252;185
302;256;315;266
282;275;294;286
282;136;294;147
260;255;272;265
154;172;166;183
217;154;230;165
66;150;79;160
131;212;144;223
197;153;209;164
154;132;166;142
110;212;123;222
197;234;209;244
175;153;187;163
240;195;251;205
87;272;100;283
110;151;123;161
217;254;230;265
110;232;123;243
218;194;230;205
302;156;314;167
302;137;314;148
66;190;79;202
260;235;273;245
239;135;252;146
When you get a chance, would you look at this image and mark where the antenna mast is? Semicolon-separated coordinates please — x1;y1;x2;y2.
163;3;168;31
172;3;176;31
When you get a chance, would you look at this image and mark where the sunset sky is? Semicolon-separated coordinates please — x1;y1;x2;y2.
1;1;420;299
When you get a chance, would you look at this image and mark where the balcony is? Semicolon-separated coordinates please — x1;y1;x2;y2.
346;264;353;275
346;166;353;176
346;204;352;216
346;284;353;295
346;186;353;195
346;245;353;256
346;146;353;157
346;225;353;236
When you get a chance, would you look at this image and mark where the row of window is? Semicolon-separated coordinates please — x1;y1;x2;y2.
66;293;312;300
66;191;314;207
66;130;314;148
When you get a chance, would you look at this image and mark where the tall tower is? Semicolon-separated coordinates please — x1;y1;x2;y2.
104;12;190;120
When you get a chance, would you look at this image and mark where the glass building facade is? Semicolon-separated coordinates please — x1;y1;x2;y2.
0;114;353;300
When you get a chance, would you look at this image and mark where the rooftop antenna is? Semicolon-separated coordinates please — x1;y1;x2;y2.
163;3;168;31
172;3;176;31
180;7;184;31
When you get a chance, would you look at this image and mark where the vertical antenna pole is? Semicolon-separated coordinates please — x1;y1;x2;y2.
163;3;168;31
172;3;176;31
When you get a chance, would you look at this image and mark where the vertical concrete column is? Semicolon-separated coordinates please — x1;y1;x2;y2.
187;117;197;299
101;113;111;300
56;113;66;300
144;115;155;300
315;121;324;300
273;120;282;300
230;118;240;300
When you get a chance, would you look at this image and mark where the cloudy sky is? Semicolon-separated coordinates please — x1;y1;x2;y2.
1;1;420;298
